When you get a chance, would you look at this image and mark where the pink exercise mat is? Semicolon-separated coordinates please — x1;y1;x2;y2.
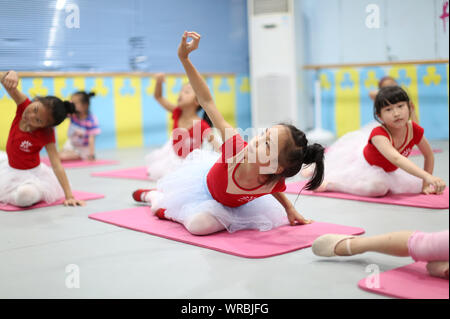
409;148;442;157
41;157;119;168
0;191;104;211
358;262;449;299
324;147;442;157
285;181;449;209
89;206;365;258
91;166;150;181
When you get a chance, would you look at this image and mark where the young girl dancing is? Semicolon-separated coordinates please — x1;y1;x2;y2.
133;31;325;235
308;85;445;197
59;91;100;162
145;72;220;180
0;71;85;207
312;230;449;279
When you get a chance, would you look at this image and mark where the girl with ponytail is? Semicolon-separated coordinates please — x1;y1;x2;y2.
0;70;85;207
144;73;221;180
59;91;101;162
132;31;325;236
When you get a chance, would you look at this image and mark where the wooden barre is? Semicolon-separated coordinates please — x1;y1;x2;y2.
0;71;236;78
303;59;449;70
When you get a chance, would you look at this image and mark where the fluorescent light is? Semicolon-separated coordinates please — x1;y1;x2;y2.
56;0;66;10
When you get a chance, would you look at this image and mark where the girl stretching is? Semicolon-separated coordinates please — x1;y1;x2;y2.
308;86;445;197
145;73;220;180
0;70;85;207
133;31;325;235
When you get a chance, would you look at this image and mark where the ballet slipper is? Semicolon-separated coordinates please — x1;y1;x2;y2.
312;234;355;257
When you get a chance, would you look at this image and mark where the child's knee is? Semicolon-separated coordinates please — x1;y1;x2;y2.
362;181;389;197
13;184;41;207
184;213;222;236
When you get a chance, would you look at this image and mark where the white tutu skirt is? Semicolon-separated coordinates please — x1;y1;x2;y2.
146;130;223;181
145;140;184;180
0;155;65;206
323;122;422;196
156;149;289;233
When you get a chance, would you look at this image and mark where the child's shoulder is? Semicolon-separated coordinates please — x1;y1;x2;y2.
370;124;389;136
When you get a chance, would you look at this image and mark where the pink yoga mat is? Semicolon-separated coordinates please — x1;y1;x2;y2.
41;157;119;168
91;166;150;181
0;191;104;211
89;207;365;258
409;148;442;157
324;147;442;157
285;181;449;209
358;262;449;299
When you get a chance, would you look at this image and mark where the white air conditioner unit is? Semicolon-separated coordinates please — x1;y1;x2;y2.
248;0;298;130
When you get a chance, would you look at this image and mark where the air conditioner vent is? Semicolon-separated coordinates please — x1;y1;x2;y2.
252;0;289;15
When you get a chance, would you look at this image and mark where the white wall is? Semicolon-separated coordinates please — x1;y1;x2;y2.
300;0;449;65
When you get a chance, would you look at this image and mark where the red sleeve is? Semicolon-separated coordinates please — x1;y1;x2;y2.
47;128;56;144
17;98;31;116
368;126;390;144
412;121;424;144
172;107;182;121
221;134;247;161
273;179;287;193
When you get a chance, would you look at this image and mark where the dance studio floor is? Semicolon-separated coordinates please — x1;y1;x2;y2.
0;140;448;299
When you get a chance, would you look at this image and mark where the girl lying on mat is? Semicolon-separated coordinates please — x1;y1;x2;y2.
303;86;446;197
0;70;85;207
313;230;449;279
132;31;325;235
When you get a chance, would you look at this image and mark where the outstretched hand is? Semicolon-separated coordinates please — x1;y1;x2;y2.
286;206;313;226
178;31;201;60
63;197;86;207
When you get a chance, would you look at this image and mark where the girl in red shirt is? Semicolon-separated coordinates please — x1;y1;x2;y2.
133;31;325;235
0;71;85;207
145;73;220;180
309;86;445;197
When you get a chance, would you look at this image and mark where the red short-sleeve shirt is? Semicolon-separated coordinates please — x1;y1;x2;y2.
363;121;424;172
6;98;55;170
172;107;211;158
206;134;286;207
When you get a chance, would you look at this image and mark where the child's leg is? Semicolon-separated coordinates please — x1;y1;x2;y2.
321;179;389;197
407;230;449;262
11;184;42;207
334;231;415;256
183;212;226;235
141;190;165;213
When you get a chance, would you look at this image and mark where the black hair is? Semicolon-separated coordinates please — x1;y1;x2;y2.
276;124;325;191
374;86;410;124
197;106;213;128
34;96;76;127
73;91;96;106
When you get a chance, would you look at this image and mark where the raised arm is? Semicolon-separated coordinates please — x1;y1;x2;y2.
1;71;27;105
153;73;177;112
177;31;236;142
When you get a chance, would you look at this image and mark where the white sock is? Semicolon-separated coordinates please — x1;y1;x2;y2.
143;191;163;212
